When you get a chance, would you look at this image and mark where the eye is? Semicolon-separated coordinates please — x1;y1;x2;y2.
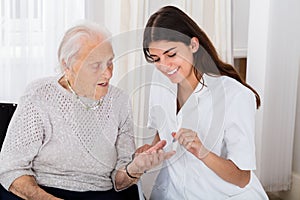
153;58;160;63
168;52;176;57
149;56;160;63
91;62;102;69
106;59;113;67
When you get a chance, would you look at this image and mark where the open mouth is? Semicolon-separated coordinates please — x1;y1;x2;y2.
97;82;108;87
167;67;179;75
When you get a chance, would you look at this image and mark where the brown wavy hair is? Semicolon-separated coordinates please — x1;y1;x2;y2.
143;6;260;109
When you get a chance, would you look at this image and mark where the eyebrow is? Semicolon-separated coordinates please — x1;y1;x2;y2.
149;47;176;57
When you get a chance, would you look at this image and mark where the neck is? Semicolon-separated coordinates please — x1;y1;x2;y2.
60;76;101;100
177;73;199;110
64;78;103;110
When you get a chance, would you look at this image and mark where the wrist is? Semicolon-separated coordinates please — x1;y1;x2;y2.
125;161;142;179
198;146;210;160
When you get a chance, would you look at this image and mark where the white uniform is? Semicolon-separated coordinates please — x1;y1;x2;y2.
147;71;268;200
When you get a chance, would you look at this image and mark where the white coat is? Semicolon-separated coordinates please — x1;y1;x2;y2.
147;71;268;200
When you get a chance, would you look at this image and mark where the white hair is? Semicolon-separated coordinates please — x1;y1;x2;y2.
58;21;111;69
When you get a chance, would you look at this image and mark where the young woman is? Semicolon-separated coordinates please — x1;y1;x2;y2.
143;6;268;200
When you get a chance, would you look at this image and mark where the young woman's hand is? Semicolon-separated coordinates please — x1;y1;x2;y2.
174;128;209;159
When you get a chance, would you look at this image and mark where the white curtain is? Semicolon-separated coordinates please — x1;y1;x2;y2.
0;0;233;144
107;0;233;147
0;0;85;103
214;0;233;64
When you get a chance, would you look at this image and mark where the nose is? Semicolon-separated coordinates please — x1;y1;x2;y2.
157;57;172;71
102;64;113;79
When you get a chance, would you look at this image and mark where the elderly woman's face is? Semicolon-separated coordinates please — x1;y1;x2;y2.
68;40;114;100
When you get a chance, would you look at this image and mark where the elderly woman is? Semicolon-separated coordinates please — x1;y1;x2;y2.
0;22;174;200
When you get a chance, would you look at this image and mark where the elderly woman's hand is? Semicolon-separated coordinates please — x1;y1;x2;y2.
126;140;175;177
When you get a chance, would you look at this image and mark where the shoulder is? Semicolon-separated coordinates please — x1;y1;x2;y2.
21;76;60;102
220;76;256;111
25;76;58;92
215;76;255;100
107;85;131;109
108;85;133;118
108;85;130;101
204;75;256;108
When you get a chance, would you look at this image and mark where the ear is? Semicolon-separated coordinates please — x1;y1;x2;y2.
61;60;69;76
190;37;199;53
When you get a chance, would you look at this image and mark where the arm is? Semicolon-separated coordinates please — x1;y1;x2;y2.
174;90;256;188
113;93;173;190
201;152;250;188
114;140;175;190
0;92;61;199
174;128;250;188
9;175;62;200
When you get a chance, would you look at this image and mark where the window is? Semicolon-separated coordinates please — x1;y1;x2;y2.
0;0;85;103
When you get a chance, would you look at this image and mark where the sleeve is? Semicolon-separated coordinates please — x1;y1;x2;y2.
0;92;45;190
111;95;136;190
224;89;257;170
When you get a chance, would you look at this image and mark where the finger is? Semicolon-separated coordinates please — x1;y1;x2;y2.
157;150;165;163
151;152;159;166
135;144;152;153
178;136;184;145
176;128;189;141
146;140;167;153
163;150;176;160
186;140;194;149
176;128;188;136
135;144;151;153
182;137;189;147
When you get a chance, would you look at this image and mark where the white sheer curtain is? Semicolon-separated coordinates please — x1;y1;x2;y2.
0;0;233;143
214;0;233;64
104;0;233;147
85;0;152;148
0;0;85;103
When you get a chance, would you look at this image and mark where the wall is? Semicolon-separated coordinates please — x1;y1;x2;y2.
278;59;300;200
293;68;300;175
232;0;250;58
247;0;300;198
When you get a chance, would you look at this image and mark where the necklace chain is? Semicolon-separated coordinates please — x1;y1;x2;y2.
65;78;103;110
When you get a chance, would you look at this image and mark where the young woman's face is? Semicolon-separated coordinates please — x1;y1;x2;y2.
66;40;114;100
148;40;197;85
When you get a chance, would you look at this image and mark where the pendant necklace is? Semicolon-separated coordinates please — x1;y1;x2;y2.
65;78;103;110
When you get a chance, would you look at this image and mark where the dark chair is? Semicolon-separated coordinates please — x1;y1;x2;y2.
0;103;17;151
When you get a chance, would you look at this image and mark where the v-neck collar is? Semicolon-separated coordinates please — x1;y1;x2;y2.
175;74;208;116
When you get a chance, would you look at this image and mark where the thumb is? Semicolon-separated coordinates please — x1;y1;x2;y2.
146;140;167;153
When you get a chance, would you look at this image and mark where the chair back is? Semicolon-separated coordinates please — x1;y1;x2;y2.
0;103;17;151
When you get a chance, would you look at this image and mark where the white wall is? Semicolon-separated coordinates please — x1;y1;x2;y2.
232;0;250;58
293;69;300;175
247;0;300;195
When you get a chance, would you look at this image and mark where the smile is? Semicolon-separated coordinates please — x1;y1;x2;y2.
167;67;179;75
